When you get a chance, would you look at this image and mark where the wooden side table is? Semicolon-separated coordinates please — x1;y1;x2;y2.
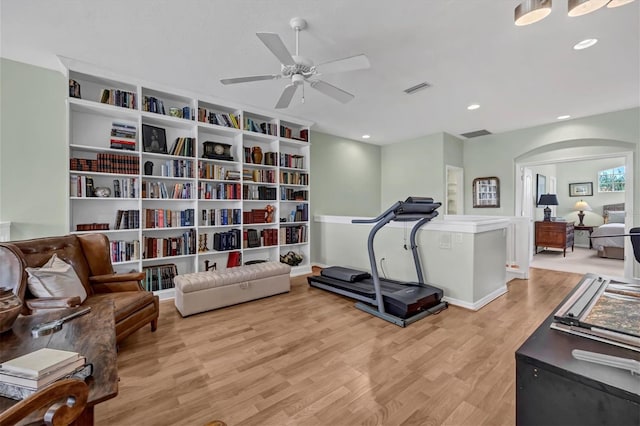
535;221;575;257
574;225;594;249
0;302;118;425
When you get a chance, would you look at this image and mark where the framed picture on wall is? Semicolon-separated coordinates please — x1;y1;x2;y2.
569;182;593;197
536;174;546;206
472;177;500;208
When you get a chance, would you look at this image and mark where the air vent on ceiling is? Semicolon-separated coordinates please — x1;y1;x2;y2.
460;129;492;139
403;82;431;94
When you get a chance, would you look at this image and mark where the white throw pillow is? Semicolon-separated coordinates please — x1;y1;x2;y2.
607;211;625;224
25;254;87;302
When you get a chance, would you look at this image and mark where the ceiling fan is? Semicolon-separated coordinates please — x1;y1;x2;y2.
220;17;370;109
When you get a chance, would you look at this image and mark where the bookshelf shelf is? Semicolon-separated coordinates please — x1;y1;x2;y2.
67;65;312;294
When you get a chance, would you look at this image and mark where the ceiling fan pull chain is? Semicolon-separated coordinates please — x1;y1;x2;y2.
302;84;305;104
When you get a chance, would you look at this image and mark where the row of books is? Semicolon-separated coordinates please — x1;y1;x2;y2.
213;229;242;251
76;222;109;231
112;178;139;198
142;264;177;292
280;225;308;245
70;153;139;175
155;159;195;178
114;209;140;230
280;153;305;169
199;162;238;180
200;208;242;226
281;188;308;201
280;125;309;141
0;348;90;400
198;108;240;129
111;122;136;139
284;204;309;222
110;122;137;150
100;89;136;109
243;184;277;201
70;175;95;198
244;118;277;136
143;229;196;259
144;208;195;229
242;168;276;183
142;181;193;199
169;137;195;157
280;171;309;186
110;239;140;263
244;228;278;247
198;182;241;200
243;208;272;224
142;96;166;115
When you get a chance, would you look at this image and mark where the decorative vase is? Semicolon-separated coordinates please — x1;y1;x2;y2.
0;287;22;333
251;146;263;164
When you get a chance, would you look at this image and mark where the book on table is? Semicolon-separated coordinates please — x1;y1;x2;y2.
0;348;90;400
0;348;82;378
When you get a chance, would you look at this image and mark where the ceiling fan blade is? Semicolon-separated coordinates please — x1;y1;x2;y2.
256;32;295;66
275;84;298;109
220;74;280;85
309;80;354;104
315;54;370;74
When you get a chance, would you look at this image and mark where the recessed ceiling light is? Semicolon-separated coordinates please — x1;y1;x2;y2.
467;104;480;110
362;134;370;139
557;115;571;120
574;38;598;50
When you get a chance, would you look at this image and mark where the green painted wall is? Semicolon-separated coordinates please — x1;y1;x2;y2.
0;58;67;239
381;132;444;208
463;108;640;220
310;131;381;263
310;131;381;216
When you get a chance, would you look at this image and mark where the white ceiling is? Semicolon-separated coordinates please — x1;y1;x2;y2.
2;0;639;145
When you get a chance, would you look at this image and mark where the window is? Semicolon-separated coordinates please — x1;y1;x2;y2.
598;166;625;192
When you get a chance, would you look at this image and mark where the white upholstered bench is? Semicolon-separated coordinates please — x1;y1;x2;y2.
173;261;291;316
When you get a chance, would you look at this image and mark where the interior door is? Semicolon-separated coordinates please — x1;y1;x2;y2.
521;167;535;262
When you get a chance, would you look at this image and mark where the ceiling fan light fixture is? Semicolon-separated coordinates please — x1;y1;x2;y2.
568;0;609;17
362;134;371;139
607;0;636;7
514;0;553;26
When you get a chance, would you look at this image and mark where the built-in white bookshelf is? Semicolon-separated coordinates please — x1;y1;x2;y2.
66;63;312;299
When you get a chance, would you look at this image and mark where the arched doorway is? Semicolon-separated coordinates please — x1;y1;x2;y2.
514;139;636;280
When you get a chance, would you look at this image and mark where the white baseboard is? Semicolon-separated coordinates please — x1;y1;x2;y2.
443;285;508;311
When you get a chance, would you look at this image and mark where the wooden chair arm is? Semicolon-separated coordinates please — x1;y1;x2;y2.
0;378;89;426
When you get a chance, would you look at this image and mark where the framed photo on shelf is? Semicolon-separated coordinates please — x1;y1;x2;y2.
472;176;500;208
569;182;593;197
142;124;167;154
536;174;546;206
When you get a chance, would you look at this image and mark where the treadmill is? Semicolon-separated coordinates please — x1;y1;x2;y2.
308;196;448;327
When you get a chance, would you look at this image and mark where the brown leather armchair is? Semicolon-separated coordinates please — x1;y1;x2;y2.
0;233;158;343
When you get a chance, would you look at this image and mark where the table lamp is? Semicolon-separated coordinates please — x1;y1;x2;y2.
538;194;559;221
573;200;592;226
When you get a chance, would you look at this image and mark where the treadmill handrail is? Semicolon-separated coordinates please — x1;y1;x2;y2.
352;201;402;224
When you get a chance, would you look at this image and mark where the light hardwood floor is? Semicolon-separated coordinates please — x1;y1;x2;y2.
96;268;581;426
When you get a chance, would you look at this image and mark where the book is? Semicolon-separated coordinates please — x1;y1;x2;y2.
0;363;93;401
0;357;86;388
0;348;81;379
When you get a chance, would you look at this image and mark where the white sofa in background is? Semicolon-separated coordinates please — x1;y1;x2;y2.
173;261;291;316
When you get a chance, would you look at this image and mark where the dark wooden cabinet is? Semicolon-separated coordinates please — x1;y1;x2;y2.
516;275;640;426
535;221;574;257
